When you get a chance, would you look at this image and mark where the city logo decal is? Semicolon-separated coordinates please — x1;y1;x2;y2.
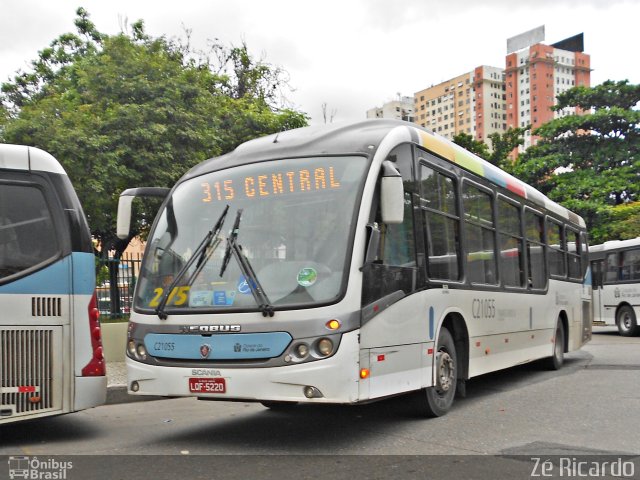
200;344;212;359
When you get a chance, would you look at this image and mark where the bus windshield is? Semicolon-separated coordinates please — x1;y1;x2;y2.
136;155;369;313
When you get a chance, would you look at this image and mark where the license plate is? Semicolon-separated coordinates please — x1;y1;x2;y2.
188;377;226;394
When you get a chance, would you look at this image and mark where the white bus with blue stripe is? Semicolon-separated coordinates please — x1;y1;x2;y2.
118;120;591;416
0;144;106;424
590;238;640;336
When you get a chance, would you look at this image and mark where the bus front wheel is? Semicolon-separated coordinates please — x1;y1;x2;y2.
416;327;458;417
616;305;639;337
543;320;565;370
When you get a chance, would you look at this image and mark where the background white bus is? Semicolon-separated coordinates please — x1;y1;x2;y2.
590;238;640;336
118;120;591;417
0;144;106;424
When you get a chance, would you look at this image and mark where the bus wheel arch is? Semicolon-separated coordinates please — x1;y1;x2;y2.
414;313;469;417
442;313;469;384
616;304;639;337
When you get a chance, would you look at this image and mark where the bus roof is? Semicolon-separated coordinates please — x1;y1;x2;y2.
589;237;640;252
183;119;585;228
0;144;66;175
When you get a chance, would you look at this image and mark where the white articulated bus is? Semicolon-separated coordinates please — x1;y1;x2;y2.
117;120;591;416
590;238;640;336
0;144;106;424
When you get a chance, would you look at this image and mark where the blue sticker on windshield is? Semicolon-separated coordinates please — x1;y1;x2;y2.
214;290;236;305
237;276;257;295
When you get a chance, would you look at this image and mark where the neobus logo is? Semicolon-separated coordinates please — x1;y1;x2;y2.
179;325;241;333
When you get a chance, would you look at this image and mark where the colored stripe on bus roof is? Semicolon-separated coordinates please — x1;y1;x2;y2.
416;128;528;198
410;126;585;228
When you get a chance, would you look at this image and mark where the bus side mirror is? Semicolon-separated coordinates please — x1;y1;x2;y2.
380;161;404;225
116;187;171;239
116;195;135;239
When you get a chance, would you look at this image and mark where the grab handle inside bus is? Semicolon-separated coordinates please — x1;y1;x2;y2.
380;161;404;224
117;187;170;239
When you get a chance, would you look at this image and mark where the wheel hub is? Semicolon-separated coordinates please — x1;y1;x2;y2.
435;351;455;392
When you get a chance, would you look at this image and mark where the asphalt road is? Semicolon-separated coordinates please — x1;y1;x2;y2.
1;326;638;479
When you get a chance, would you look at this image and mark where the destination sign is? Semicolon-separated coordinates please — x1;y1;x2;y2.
201;165;342;203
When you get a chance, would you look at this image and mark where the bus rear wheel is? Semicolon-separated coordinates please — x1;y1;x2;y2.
416;327;457;417
616;305;639;337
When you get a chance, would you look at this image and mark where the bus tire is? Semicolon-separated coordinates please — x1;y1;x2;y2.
616;305;639;337
418;327;457;417
261;401;298;411
543;320;565;370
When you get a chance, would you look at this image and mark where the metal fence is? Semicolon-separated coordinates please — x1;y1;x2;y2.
96;253;142;319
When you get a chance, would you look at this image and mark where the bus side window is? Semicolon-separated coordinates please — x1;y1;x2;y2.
547;219;566;278
524;209;546;289
622;248;640;281
567;228;582;280
605;253;619;283
497;197;524;288
420;163;460;282
463;182;497;285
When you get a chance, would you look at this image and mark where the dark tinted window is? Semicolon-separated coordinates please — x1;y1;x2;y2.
498;198;524;287
547;220;566;277
567;228;582;280
463;183;496;285
622;248;640;281
420;164;460;281
524;209;546;289
0;183;59;280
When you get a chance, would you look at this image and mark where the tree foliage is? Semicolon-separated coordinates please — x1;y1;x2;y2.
1;8;308;256
486;126;527;171
453;127;526;170
511;80;640;241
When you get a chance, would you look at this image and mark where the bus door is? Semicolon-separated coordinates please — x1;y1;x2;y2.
591;259;604;324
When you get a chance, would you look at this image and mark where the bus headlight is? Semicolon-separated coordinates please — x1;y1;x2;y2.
294;343;310;359
136;344;147;360
317;338;334;357
127;340;136;357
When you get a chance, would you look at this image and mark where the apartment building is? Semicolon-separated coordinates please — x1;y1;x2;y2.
473;65;507;149
367;27;589;155
366;95;415;123
413;67;506;148
505;31;591;151
414;72;475;141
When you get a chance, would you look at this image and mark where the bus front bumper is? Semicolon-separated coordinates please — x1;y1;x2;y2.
126;331;360;404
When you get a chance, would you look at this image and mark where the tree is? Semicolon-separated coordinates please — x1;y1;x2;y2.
1;8;308;258
486;126;528;171
511;80;640;239
590;202;640;244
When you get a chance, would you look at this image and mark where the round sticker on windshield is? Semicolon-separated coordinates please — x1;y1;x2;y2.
297;267;318;287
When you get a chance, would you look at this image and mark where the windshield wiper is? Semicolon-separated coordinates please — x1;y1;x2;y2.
219;209;274;317
156;205;229;320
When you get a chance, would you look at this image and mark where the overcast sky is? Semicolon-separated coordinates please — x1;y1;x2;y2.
1;0;639;124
